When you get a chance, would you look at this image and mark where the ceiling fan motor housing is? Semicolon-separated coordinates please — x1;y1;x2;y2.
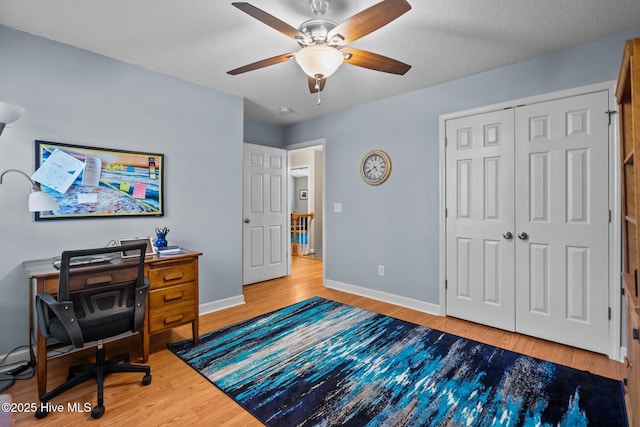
298;19;337;46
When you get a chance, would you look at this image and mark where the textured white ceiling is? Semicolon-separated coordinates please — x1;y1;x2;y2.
1;0;640;126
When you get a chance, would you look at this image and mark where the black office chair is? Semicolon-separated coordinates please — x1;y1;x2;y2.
34;244;152;419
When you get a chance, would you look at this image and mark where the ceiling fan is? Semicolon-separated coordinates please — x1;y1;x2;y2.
227;0;412;97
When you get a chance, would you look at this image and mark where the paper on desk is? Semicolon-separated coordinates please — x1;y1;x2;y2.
31;149;85;194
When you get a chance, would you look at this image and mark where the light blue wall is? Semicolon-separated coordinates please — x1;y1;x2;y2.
284;27;640;304
244;119;283;147
0;26;244;355
3;21;640;358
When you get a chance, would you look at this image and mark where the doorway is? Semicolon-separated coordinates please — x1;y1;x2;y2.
288;144;324;260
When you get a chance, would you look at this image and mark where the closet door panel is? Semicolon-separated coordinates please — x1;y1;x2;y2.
514;90;610;354
445;109;516;331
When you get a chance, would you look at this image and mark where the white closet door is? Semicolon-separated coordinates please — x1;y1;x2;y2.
445;109;516;331
514;91;610;354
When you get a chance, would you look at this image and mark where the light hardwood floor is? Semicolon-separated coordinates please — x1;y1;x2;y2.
8;256;625;426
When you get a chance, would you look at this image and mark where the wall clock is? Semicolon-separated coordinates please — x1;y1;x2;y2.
361;150;391;185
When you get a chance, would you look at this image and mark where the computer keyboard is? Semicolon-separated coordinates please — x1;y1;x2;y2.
52;255;112;269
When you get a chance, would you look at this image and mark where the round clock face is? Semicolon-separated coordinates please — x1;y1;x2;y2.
361;150;391;185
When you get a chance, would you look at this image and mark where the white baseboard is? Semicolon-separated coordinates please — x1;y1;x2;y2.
324;279;440;316
199;294;245;316
620;346;628;364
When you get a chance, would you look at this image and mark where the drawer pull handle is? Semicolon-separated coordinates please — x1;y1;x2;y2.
86;275;113;285
625;356;632;368
163;272;184;282
164;314;184;325
164;292;184;302
634;328;640;342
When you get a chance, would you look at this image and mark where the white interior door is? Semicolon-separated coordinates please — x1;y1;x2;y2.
514;91;610;354
243;143;288;285
445;90;610;353
445;109;516;331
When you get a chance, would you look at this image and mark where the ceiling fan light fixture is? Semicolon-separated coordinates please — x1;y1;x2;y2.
295;45;344;79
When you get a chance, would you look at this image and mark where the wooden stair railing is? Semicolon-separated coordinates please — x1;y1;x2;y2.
291;211;314;256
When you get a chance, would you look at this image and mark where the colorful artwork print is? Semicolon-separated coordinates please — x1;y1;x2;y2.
34;140;164;220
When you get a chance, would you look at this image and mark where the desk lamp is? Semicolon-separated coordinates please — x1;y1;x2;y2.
0;169;59;212
0;101;41;393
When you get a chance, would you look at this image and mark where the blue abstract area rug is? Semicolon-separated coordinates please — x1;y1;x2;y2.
168;297;628;426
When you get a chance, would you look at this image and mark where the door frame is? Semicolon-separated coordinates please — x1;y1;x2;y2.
284;138;327;280
438;81;621;360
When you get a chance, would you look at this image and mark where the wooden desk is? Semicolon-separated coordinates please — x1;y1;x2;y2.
26;250;202;398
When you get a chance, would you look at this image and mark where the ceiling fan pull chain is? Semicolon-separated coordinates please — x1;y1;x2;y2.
316;76;322;105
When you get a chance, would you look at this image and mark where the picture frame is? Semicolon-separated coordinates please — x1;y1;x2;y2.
34;140;164;220
299;189;308;200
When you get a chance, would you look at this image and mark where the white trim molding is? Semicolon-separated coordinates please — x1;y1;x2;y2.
325;279;440;316
199;295;245;316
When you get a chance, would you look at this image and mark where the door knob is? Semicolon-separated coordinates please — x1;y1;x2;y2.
503;231;513;240
517;232;529;240
243;218;250;224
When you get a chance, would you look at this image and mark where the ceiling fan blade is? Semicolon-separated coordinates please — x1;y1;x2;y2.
308;76;327;93
227;53;295;75
232;2;311;43
327;0;411;46
342;47;411;75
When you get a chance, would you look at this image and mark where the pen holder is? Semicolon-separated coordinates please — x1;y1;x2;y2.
155;232;168;248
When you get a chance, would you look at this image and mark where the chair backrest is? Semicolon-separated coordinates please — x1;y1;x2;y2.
53;243;149;346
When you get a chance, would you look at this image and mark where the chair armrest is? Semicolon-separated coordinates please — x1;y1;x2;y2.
35;293;84;348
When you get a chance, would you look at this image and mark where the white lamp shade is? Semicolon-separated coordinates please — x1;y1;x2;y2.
28;190;59;212
0;101;25;125
295;45;344;78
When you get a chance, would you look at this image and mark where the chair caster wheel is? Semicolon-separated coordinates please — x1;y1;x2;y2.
35;407;48;419
91;405;105;419
142;374;152;386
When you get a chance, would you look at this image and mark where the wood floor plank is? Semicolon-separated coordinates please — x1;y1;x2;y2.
8;256;624;425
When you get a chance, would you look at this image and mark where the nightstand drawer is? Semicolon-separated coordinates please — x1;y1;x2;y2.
149;282;195;310
149;305;196;333
148;261;196;288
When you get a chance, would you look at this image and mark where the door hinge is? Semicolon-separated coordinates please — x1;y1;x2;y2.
445;208;448;218
445;137;448;147
445;279;448;290
605;110;617;126
609;210;612;223
608;307;612;320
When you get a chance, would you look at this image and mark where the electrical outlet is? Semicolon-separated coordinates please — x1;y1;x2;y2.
378;265;384;276
334;202;342;213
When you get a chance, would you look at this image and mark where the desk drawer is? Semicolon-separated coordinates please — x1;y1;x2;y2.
149;282;195;310
41;267;138;295
148;261;195;289
149;305;195;333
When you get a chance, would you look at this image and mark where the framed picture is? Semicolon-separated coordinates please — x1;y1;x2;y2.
34;140;164;220
299;189;308;200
